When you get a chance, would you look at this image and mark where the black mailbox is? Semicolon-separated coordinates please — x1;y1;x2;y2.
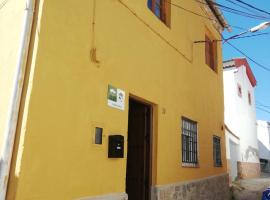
108;135;124;158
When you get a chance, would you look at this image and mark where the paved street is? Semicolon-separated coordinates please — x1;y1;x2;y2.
231;173;270;200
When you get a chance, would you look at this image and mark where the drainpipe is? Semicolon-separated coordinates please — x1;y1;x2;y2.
0;0;35;199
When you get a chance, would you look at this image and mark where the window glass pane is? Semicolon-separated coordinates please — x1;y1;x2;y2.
147;0;152;9
155;0;161;18
147;0;170;27
213;136;222;167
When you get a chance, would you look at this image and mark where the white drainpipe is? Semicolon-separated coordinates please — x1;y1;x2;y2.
0;0;35;199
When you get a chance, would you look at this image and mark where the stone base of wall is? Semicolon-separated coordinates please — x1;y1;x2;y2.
152;173;230;200
76;174;230;200
76;193;128;200
237;161;260;179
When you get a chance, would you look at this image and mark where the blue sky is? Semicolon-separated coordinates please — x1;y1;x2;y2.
217;0;270;121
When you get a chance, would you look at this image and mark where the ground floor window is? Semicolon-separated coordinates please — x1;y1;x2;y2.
213;136;222;167
181;117;198;165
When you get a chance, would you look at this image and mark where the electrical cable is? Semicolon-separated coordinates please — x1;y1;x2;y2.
164;1;248;30
226;41;270;72
257;107;270;114
220;9;270;20
230;25;247;31
229;32;270;39
194;0;270;20
257;101;270;108
257;104;270;110
224;0;266;16
118;0;193;63
159;2;270;41
195;31;270;43
221;31;270;43
164;0;270;34
234;0;270;17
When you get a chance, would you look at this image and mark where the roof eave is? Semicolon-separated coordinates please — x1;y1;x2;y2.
206;0;231;32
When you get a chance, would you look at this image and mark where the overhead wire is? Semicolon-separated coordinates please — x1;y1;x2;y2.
2;0;270;74
234;0;270;17
225;41;270;72
220;31;270;74
223;0;266;16
228;32;270;40
165;0;270;34
192;0;270;20
257;101;270;108
117;0;193;63
194;0;270;20
230;25;247;31
257;107;270;115
164;1;270;36
194;31;270;43
158;0;270;73
165;1;248;30
256;103;270;116
207;0;270;73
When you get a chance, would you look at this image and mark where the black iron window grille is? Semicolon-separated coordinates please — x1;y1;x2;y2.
213;136;222;167
181;117;198;165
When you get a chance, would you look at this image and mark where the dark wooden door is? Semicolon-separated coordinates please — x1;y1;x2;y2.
126;98;151;200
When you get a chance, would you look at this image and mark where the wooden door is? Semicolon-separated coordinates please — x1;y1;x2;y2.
126;98;152;200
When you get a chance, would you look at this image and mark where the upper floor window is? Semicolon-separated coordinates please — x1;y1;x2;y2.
237;84;242;97
181;117;198;166
147;0;170;27
205;33;217;72
248;91;252;105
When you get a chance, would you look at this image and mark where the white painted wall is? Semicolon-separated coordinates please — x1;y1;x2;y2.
0;0;25;157
257;120;270;160
224;64;259;164
229;139;240;180
225;130;240;160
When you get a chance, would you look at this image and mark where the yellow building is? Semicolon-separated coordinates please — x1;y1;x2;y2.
0;0;230;199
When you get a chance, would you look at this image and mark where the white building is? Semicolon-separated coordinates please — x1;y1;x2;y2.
257;120;270;172
223;58;260;181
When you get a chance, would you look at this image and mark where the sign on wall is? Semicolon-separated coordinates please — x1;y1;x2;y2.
107;85;125;111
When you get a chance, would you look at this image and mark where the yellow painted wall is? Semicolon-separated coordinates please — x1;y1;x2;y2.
0;0;25;155
7;0;227;199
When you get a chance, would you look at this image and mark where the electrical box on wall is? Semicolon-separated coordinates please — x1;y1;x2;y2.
108;135;124;158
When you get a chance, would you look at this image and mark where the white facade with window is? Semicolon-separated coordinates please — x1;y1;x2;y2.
223;58;259;181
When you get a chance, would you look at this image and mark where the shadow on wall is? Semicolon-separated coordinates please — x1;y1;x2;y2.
244;146;259;162
258;141;270;160
4;0;45;199
0;158;2;174
258;141;270;172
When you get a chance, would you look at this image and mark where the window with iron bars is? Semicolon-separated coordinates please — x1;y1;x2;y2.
213;136;222;167
181;117;198;165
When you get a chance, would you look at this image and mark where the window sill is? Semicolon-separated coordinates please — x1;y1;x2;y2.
205;64;218;74
182;162;200;168
214;164;223;168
